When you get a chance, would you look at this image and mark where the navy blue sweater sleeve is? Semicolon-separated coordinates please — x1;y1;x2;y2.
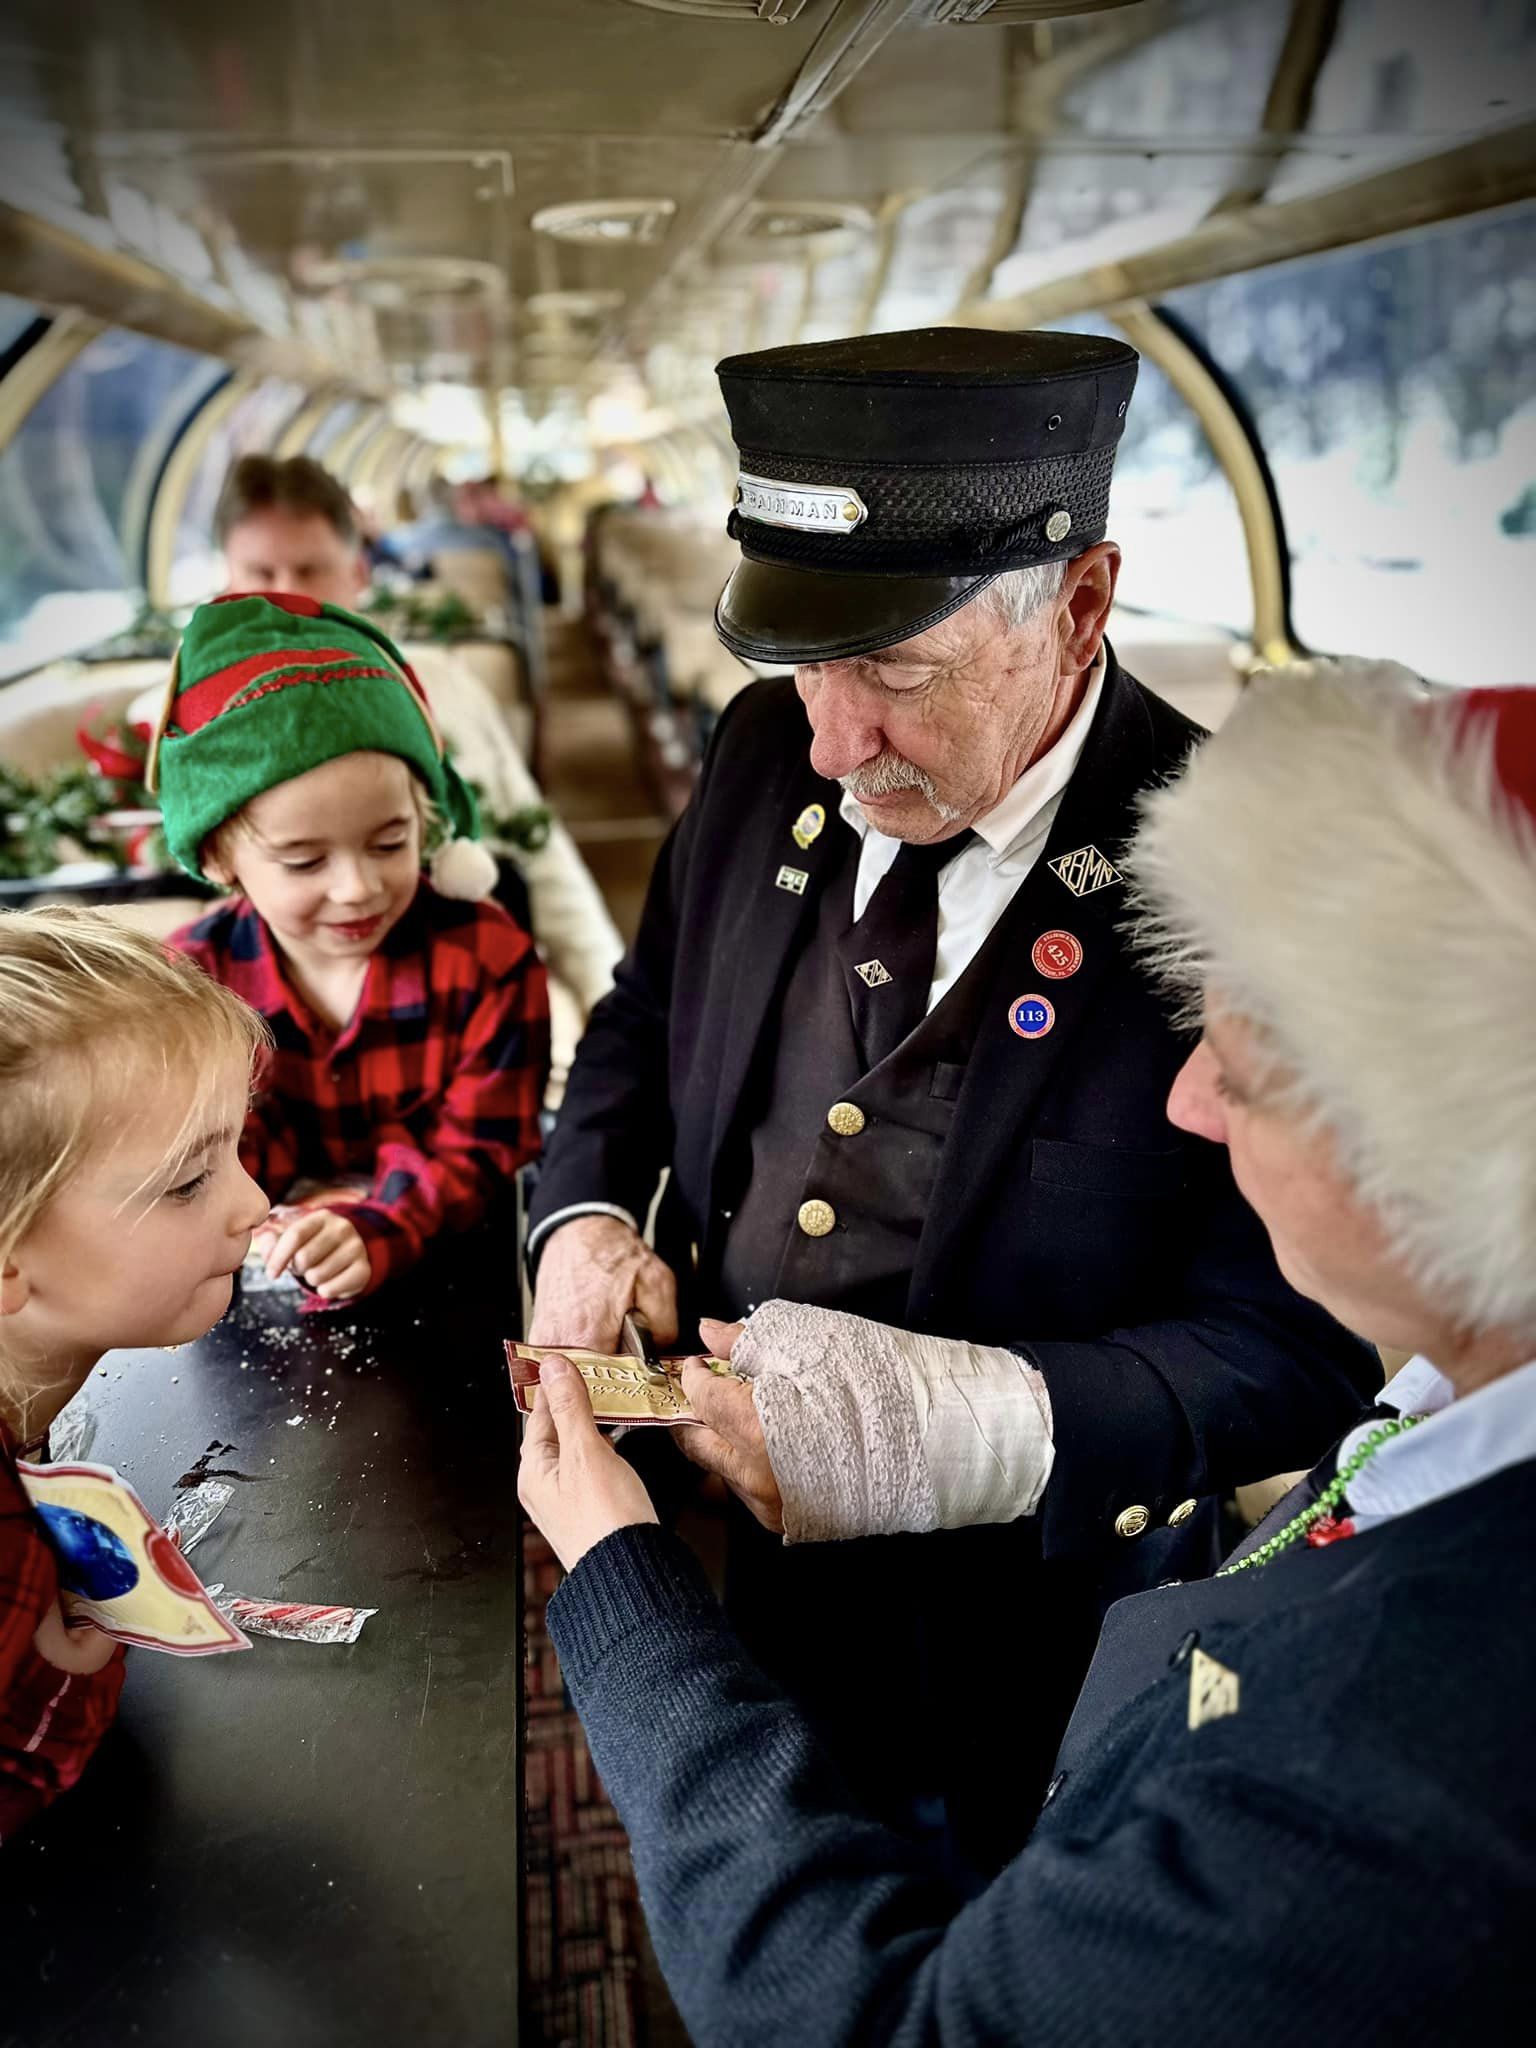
546;1523;1524;2048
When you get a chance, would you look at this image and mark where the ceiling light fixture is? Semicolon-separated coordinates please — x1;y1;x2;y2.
925;0;1142;21
531;199;677;245
621;1;812;21
526;289;628;319
726;200;874;253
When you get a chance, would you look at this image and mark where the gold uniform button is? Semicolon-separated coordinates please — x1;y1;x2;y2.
1114;1504;1150;1540
1167;1497;1198;1528
826;1101;865;1137
797;1199;837;1238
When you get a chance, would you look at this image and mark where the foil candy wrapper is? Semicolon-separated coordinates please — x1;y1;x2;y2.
238;1255;301;1296
47;1403;97;1466
162;1479;234;1556
203;1585;376;1645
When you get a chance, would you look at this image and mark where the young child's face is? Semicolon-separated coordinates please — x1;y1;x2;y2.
12;1059;268;1365
213;752;424;965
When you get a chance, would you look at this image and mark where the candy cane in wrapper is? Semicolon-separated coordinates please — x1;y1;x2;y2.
203;1586;375;1645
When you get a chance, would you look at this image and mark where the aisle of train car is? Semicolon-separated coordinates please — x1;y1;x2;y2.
527;614;639;2047
538;615;668;950
522;610;689;2048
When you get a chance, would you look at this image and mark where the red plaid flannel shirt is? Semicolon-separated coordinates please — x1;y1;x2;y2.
1;1425;125;1842
173;882;549;1294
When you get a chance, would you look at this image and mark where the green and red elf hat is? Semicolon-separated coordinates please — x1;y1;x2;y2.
146;592;498;899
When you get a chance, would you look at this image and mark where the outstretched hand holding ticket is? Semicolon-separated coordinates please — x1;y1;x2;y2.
517;1355;660;1573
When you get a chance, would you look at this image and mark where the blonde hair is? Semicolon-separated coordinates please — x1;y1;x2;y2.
0;907;268;1427
1129;658;1536;1343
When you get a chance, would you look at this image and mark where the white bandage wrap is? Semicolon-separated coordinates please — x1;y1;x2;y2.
734;1300;1054;1546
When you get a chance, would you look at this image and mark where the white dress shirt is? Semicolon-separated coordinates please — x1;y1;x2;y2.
841;651;1106;1012
531;654;1105;1257
1343;1352;1536;1532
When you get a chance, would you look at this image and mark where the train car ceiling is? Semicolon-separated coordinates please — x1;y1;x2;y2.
0;0;1530;680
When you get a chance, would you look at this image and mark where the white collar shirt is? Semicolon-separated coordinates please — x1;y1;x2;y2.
1342;1352;1536;1532
838;651;1107;1013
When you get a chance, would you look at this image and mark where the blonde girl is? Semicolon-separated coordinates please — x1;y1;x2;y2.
0;906;268;1842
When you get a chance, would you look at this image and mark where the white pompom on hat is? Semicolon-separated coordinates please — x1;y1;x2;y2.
430;834;501;902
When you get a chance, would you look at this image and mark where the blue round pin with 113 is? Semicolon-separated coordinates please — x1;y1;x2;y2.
1008;993;1056;1040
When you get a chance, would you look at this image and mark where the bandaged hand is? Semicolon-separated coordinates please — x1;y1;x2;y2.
685;1300;1055;1546
257;1205;371;1300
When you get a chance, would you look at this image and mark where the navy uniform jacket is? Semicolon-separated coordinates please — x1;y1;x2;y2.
533;652;1379;1844
545;1455;1536;2046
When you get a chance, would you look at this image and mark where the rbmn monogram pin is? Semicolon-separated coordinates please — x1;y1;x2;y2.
1048;844;1122;898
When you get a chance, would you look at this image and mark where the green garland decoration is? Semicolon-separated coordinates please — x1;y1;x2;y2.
0;763;140;881
361;587;482;643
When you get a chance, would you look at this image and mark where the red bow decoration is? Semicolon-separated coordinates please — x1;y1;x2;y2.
76;711;151;788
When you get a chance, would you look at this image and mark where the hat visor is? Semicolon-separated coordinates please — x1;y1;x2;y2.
714;557;998;665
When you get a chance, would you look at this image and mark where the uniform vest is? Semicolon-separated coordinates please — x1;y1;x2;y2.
715;822;1041;1323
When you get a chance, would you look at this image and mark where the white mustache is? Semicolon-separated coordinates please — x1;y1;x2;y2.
840;753;963;822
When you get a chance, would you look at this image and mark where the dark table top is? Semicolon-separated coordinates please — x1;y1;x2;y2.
1;1262;525;2048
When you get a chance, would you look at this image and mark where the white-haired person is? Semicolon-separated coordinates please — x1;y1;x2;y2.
518;658;1536;2043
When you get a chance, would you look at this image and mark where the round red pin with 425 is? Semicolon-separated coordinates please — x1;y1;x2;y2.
1031;929;1083;979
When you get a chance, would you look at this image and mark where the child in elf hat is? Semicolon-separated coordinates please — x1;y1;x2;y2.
154;592;550;1304
0;906;268;1840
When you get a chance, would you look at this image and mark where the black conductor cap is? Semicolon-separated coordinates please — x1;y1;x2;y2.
713;325;1137;665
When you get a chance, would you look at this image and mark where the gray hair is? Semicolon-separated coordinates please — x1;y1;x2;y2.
975;561;1067;631
1128;659;1536;1345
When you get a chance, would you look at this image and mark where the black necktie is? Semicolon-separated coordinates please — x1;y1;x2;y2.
837;831;976;1070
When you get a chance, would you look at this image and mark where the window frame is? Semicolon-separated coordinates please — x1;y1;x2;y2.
142;369;254;607
1110;297;1298;664
0;311;103;461
275;385;351;458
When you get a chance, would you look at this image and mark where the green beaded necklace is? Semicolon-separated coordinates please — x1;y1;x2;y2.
1217;1414;1424;1576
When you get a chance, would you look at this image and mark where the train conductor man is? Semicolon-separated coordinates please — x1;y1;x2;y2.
528;326;1378;1871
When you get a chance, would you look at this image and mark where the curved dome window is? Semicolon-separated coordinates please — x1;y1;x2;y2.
1166;206;1536;685
166;377;309;607
1045;313;1250;639
0;327;213;679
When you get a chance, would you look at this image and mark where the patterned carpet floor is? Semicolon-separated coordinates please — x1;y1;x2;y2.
521;614;690;2043
522;1520;650;2047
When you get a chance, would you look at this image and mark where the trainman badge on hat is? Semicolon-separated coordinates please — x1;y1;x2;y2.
738;476;866;535
712;326;1138;666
